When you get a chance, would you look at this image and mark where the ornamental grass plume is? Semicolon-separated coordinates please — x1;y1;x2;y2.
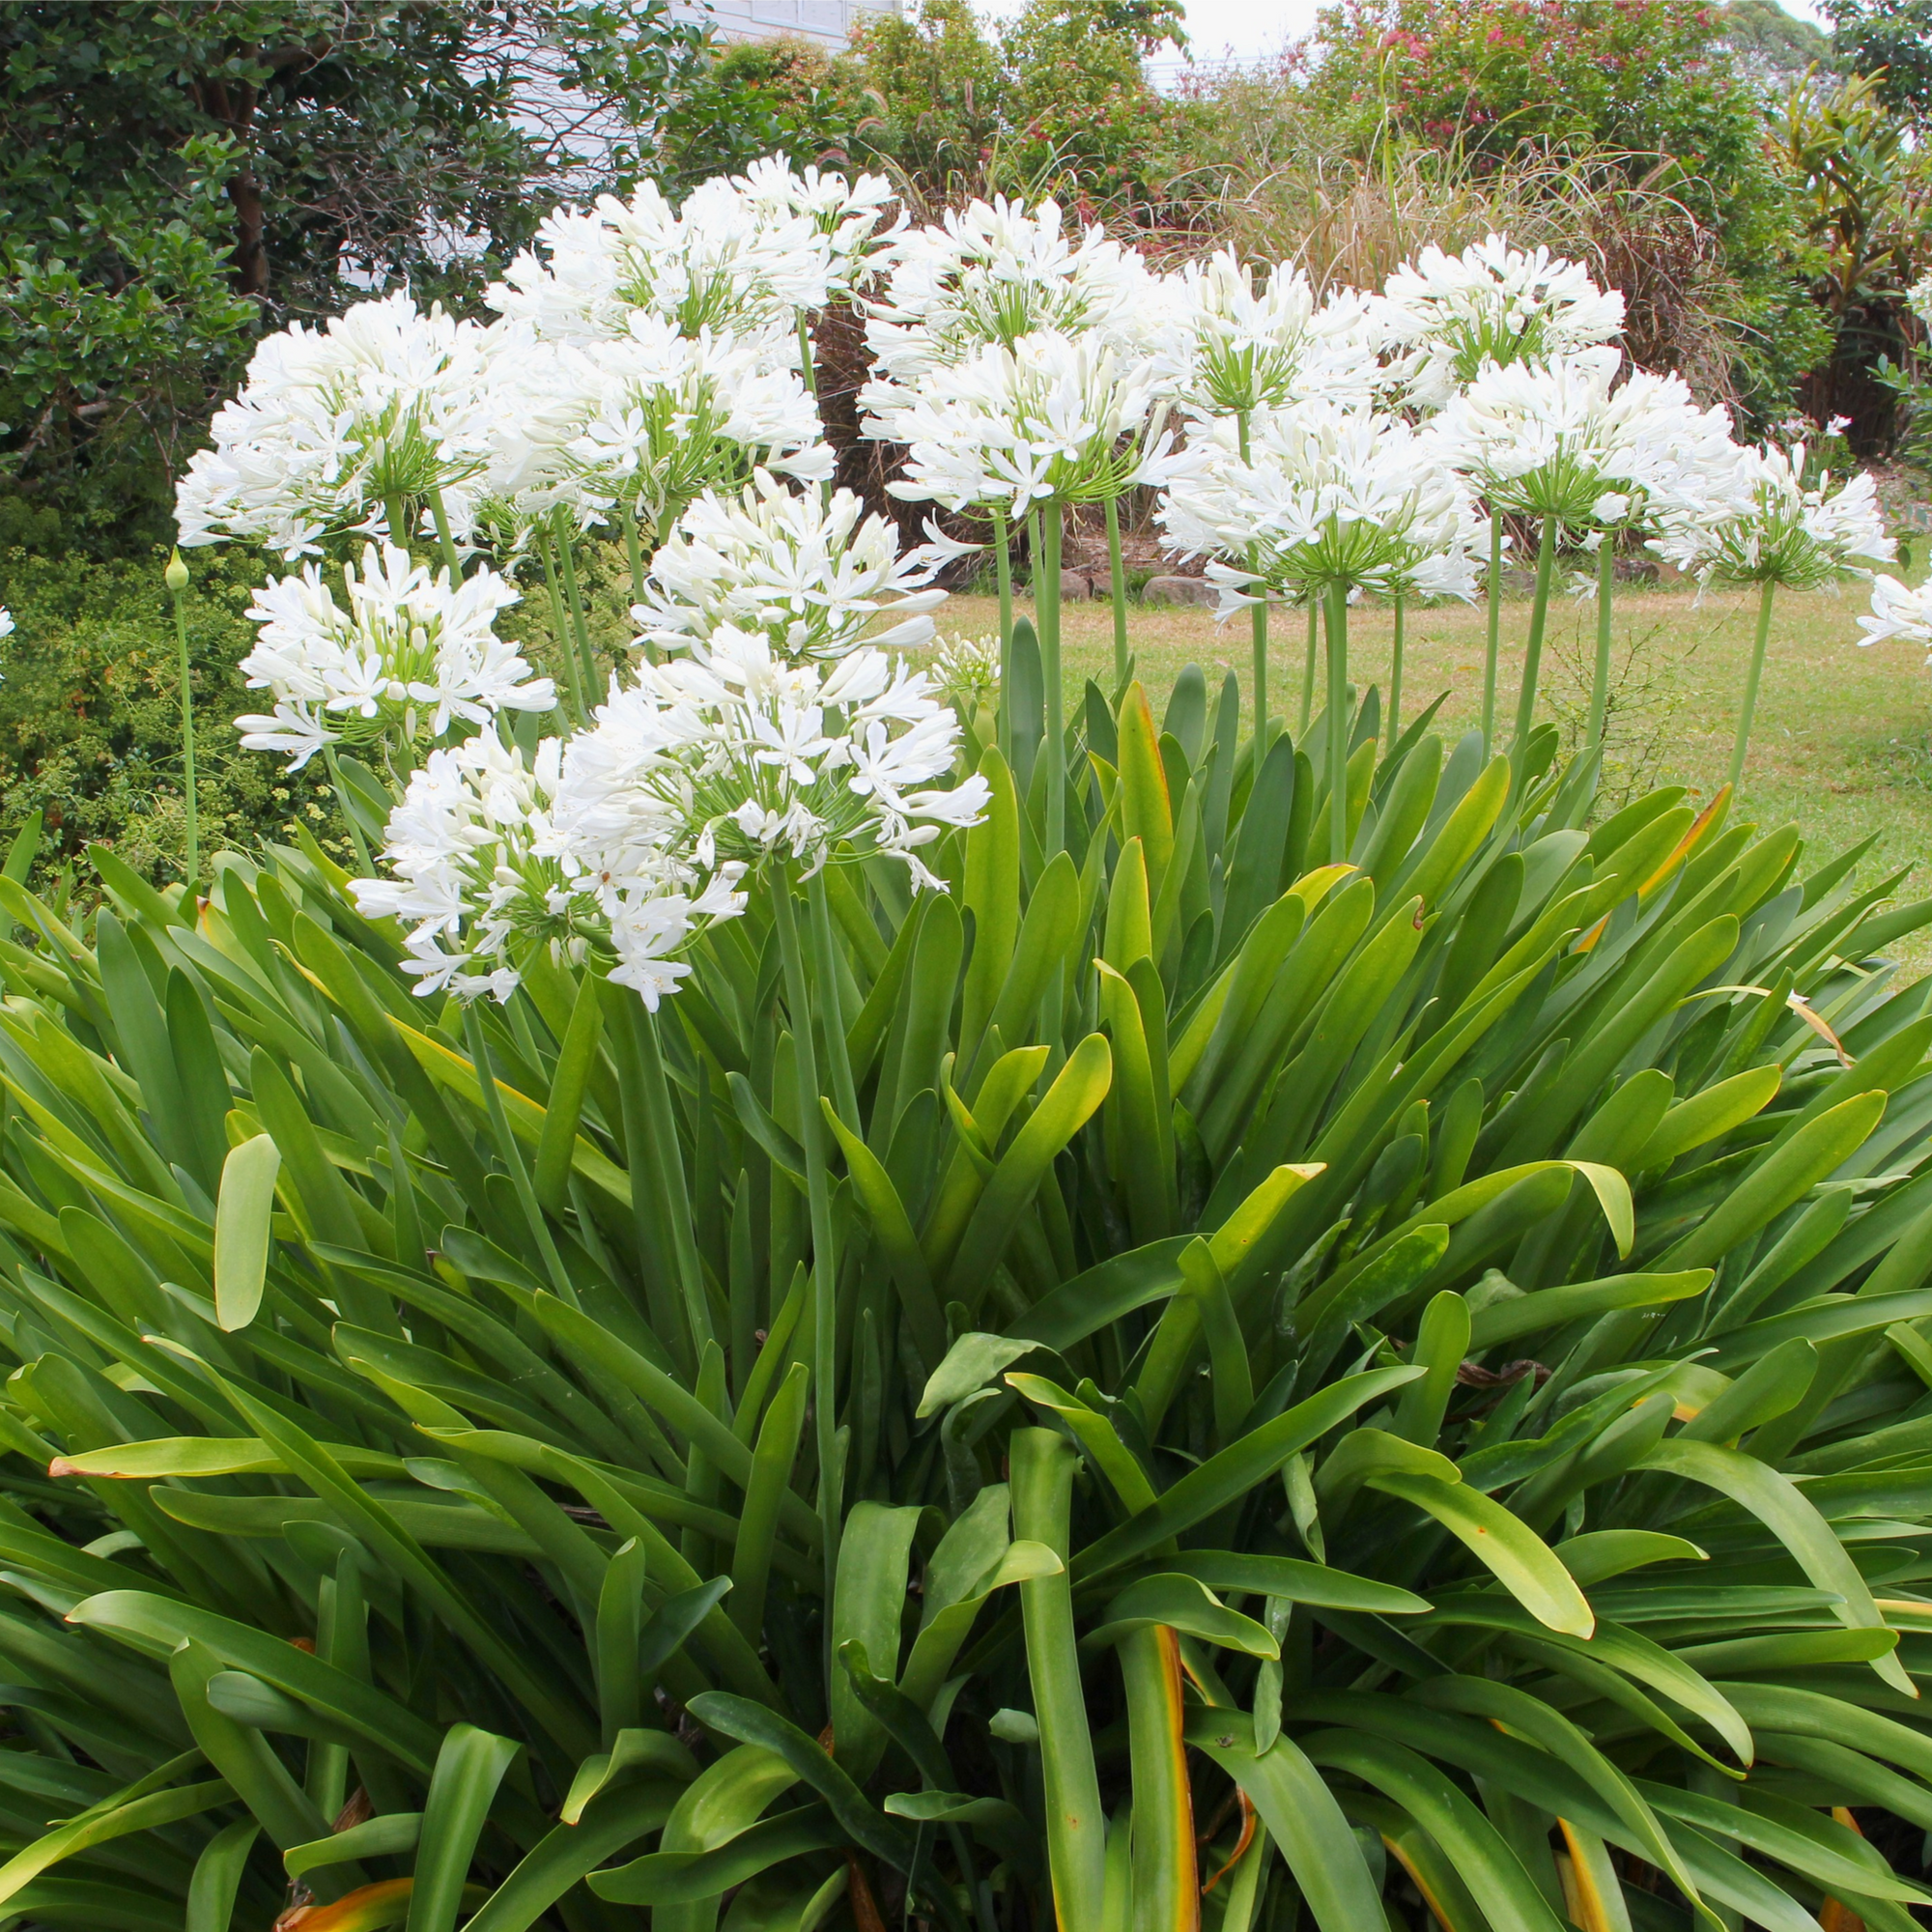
1650;440;1893;787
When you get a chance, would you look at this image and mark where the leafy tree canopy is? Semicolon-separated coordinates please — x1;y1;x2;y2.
0;0;701;548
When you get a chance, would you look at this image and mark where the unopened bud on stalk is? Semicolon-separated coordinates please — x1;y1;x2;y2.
164;551;189;595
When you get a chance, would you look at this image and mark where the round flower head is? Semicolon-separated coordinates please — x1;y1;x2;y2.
353;730;745;1008
1160;399;1484;612
235;542;554;771
1379;235;1626;412
565;627;990;892
1149;250;1386;420
472;316;831;553
487;165;870;345
175;292;494;557
1648;442;1894;590
726;156;902;301
1428;349;1740;530
1858;575;1932;659
635;470;966;662
865;196;1153;384
872;328;1195;520
929;633;1002;715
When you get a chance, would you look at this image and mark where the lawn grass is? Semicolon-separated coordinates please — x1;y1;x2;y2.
937;580;1932;967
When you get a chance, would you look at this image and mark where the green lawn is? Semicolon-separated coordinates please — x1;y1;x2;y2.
938;579;1932;965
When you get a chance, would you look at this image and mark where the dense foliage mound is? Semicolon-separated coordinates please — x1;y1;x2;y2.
0;663;1928;1932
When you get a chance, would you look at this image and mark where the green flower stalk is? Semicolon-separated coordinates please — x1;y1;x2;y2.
1104;497;1129;689
1512;513;1559;754
164;551;199;890
1388;593;1406;753
1483;510;1503;755
1587;534;1616;749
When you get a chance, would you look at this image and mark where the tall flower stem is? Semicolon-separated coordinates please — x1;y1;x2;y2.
771;880;840;1603
1387;593;1406;756
535;535;583;726
323;746;374;877
1729;580;1778;793
625;514;647;607
166;556;199;890
808;872;858;1130
1483;509;1503;755
385;493;412;556
1324;582;1350;863
1104;496;1128;689
1511;514;1559;753
427;488;463;579
991;504;1014;765
1300;602;1318;737
632;1000;714;1357
1239;411;1269;777
552;514;604;708
1039;503;1065;855
1587;534;1616;749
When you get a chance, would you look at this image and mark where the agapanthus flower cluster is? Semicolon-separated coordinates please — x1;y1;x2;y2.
1909;272;1932;327
1648;442;1894;589
1161;401;1484;610
1379;234;1627;411
472;317;831;552
1427;349;1739;532
236;543;554;770
176;293;496;557
1148;250;1385;421
352;730;745;1007
575;627;990;891
488;165;895;346
865;196;1153;383
1858;575;1932;658
873;331;1192;519
929;633;1002;713
635;472;963;661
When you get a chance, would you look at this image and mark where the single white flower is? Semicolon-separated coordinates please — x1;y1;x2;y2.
561;628;989;892
1160;399;1484;612
469;316;831;553
1379;235;1626;412
865;195;1154;384
1428;349;1740;529
1859;575;1932;658
1148;250;1387;420
635;471;964;662
175;292;495;557
871;328;1195;520
1648;442;1894;589
235;542;553;770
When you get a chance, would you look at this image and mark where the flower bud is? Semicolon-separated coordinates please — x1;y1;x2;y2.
164;551;190;595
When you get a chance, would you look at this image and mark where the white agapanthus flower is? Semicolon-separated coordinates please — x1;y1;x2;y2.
1160;399;1484;612
865;196;1154;383
488;161;895;346
566;627;990;891
235;543;554;771
175;292;495;557
1648;442;1894;589
470;316;832;552
1379;235;1626;412
1148;250;1387;420
1428;348;1741;529
727;156;902;301
352;730;745;1007
1908;272;1932;327
1858;575;1932;658
930;633;1002;712
870;329;1194;519
635;471;965;662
